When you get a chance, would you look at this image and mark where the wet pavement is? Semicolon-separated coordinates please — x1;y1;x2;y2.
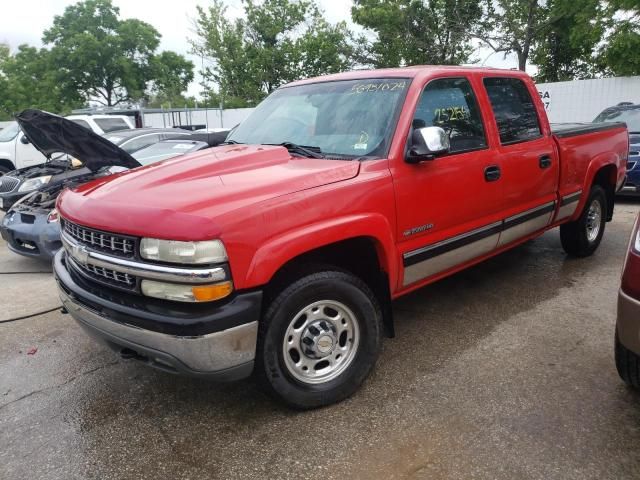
2;202;640;480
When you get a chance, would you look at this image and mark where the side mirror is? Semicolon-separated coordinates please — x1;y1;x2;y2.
406;126;450;164
20;135;30;145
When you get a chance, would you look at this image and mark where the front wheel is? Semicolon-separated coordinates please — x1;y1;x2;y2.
560;185;607;257
255;269;382;409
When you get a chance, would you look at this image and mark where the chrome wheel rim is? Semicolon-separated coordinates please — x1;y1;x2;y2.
282;300;360;385
586;199;602;243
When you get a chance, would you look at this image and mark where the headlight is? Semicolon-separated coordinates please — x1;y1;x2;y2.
141;279;233;302
18;175;52;192
140;238;227;264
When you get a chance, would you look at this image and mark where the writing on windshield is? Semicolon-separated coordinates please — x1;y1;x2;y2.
227;78;410;159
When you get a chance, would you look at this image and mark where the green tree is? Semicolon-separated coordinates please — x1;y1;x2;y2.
531;0;606;82
475;0;545;71
43;0;194;106
598;1;640;76
191;0;353;107
351;0;483;68
0;45;83;120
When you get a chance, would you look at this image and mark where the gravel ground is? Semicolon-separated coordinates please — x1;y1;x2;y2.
1;201;640;480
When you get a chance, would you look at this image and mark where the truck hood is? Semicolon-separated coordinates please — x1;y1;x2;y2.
15;109;141;172
57;144;361;240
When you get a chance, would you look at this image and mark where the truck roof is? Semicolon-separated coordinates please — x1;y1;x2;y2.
286;65;529;88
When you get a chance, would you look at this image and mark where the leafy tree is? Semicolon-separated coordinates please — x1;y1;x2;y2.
597;0;640;76
191;0;353;107
531;0;606;82
43;0;193;106
0;45;83;120
351;0;483;68
475;0;545;71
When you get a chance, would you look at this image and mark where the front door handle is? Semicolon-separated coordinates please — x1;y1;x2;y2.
484;165;501;182
539;154;552;169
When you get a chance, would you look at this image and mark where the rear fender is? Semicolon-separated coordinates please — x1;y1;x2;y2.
572;155;623;221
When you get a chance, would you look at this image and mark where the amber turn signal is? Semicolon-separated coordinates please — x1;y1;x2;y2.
191;281;234;302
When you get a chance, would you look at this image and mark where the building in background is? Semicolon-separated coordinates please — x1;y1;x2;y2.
537;76;640;123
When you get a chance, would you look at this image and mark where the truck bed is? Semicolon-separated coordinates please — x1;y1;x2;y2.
551;122;626;138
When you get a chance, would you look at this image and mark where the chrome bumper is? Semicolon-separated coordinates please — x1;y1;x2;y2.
617;288;640;356
59;286;258;380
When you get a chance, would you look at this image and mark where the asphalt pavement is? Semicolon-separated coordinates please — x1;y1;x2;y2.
2;202;640;480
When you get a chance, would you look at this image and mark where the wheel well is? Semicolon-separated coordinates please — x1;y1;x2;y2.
0;159;15;172
264;237;395;337
592;164;617;221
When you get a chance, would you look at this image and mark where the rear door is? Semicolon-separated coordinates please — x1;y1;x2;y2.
392;76;504;288
480;77;559;247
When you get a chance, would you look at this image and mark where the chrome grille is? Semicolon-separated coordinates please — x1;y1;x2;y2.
62;219;136;258
69;257;137;290
0;176;20;193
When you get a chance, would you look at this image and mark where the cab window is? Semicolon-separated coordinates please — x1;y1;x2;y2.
483;77;542;145
413;77;487;154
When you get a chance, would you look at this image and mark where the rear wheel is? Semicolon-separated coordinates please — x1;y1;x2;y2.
255;269;382;409
560;185;607;257
615;330;640;389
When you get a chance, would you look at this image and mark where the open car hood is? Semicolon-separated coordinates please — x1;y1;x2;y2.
15;109;141;172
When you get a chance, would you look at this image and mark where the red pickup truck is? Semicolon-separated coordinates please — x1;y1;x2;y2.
50;67;628;409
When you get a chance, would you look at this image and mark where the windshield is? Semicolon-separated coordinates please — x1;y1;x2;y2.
227;78;410;159
594;107;640;132
0;122;20;142
132;141;203;165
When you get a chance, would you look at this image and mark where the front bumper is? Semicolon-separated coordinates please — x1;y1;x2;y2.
0;209;62;260
54;249;261;380
617;288;640;356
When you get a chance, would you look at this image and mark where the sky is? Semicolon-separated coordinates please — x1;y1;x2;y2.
0;0;521;98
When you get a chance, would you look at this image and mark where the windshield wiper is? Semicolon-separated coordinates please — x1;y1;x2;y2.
220;139;244;145
267;142;324;159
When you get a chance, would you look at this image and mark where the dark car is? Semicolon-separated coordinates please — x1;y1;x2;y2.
616;212;640;388
0;110;223;260
594;103;640;194
0;128;192;211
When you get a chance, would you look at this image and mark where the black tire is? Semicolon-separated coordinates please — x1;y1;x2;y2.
615;330;640;389
255;269;382;409
560;185;607;257
0;165;11;176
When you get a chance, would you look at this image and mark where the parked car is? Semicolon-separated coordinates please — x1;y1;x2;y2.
0;114;134;176
616;212;640;388
65;114;134;134
102;127;193;154
594;103;640;195
51;67;627;409
0;111;221;260
0;128;199;212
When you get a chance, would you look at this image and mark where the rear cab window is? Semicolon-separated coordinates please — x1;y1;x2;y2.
483;77;542;145
412;77;487;154
94;117;130;133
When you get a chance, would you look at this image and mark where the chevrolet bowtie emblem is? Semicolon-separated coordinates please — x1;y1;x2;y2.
72;244;90;265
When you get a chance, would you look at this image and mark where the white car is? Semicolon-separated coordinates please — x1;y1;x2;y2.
0;114;134;175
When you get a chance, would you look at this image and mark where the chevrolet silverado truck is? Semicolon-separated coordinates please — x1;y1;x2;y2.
50;67;628;409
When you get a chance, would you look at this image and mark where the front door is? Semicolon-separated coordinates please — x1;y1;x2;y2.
391;76;504;288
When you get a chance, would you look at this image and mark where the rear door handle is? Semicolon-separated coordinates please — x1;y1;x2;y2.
484;165;501;182
539;154;552;169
